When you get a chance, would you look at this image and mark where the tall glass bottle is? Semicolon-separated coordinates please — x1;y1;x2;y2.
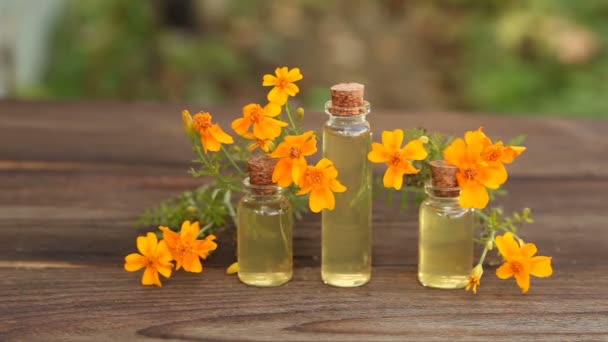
237;156;293;287
322;83;372;287
418;160;474;289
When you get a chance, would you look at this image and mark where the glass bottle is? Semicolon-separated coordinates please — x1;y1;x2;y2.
237;156;293;287
321;83;372;287
418;160;475;289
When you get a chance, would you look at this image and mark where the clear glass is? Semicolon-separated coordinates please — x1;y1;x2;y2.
237;178;293;287
321;101;373;287
418;184;474;289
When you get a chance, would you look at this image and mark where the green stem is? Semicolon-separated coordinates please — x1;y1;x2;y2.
285;101;299;133
476;230;496;267
221;145;246;177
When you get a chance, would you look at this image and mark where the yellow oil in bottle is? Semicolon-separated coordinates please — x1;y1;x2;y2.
237;195;293;287
418;198;474;289
322;126;372;287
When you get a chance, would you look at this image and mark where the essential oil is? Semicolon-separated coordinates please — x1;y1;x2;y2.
237;156;293;287
321;83;372;287
418;160;474;289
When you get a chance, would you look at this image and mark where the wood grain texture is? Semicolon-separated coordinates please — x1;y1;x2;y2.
1;100;607;341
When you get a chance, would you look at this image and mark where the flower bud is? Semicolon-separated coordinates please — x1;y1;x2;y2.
296;107;305;119
485;240;494;251
471;264;484;278
182;110;194;136
419;135;429;144
517;238;525;247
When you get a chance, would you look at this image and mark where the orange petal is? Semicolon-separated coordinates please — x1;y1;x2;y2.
210;125;234;144
459;183;489;209
232;117;251;135
272;159;293;187
530;256;553;278
291;158;308;186
183;255;203;273
264;103;282;117
368;143;389;163
284;83;299;96
382;129;404;151
402;139;428;161
268;87;288;105
262;74;277;86
520;243;538;258
398;159;420;175
465;128;491;147
514;272;530;293
201;133;221;152
330;179;347;192
478;163;507;189
495;232;520;260
156;240;174;263
496;263;513;279
124;253;146;272
159;226;179;249
137;233;157;256
309;187;335;212
276;66;289;78
502;145;526;164
383;167;404;190
444;138;466;167
142;267;162;287
287;67;303;82
157;261;173;278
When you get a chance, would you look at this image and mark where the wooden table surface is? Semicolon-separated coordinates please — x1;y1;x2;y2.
1;100;607;341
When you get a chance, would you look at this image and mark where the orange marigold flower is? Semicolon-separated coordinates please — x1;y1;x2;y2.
189;110;234;153
465;264;483;294
444;136;507;209
296;158;347;213
367;129;428;190
495;232;553;294
262;66;303;105
465;127;526;166
232;103;288;140
159;221;218;273
124;232;173;287
269;131;317;187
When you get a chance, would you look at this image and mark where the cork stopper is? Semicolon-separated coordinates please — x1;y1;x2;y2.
429;160;459;197
329;82;365;116
247;155;278;195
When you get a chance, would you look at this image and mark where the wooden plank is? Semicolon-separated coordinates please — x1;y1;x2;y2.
1;100;607;177
1;266;606;341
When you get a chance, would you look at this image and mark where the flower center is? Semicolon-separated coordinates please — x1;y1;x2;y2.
308;169;324;186
176;242;192;257
289;147;301;159
144;257;157;268
249;107;264;123
463;168;477;180
510;261;525;275
389;153;402;167
277;77;289;89
193;116;211;130
483;146;501;162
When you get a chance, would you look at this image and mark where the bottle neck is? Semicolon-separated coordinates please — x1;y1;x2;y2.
424;183;463;208
243;177;284;198
324;101;370;125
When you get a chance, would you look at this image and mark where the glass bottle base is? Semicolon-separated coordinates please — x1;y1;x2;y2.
238;272;292;287
322;272;370;287
418;273;468;289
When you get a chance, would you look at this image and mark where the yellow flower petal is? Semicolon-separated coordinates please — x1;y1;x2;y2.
309;187;335;212
287;67;303;82
495;232;520;260
514;272;530;293
479;163;508;189
264;103;282;117
226;261;239;274
529;256;553;278
401;139;428;161
142;267;161;287
443;138;467;166
382;129;404;151
383;167;403;190
459;183;489;209
183;254;203;273
520;243;538;258
262;74;277;86
284;83;300;96
124;253;146;272
231;117;251;135
368;143;389;163
496;263;513;279
268;87;288;105
330;179;347;192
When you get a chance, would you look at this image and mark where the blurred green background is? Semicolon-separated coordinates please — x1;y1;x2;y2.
1;0;607;117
